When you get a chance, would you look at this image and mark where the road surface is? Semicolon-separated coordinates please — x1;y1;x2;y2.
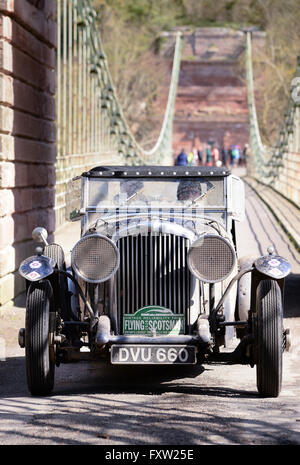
0;178;300;446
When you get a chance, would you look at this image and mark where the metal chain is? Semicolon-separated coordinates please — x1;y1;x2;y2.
56;0;182;167
245;31;300;184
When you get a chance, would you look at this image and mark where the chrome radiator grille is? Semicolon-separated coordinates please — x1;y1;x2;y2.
116;233;191;329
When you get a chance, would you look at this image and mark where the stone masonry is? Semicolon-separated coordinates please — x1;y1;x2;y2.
0;0;57;306
160;28;265;156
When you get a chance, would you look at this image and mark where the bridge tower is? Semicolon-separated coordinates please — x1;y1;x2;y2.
159;28;265;155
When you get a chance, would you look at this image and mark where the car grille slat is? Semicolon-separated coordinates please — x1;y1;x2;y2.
116;232;191;334
177;236;181;314
172;234;176;313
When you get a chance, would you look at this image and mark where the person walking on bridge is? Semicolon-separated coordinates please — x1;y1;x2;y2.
187;150;195;166
231;145;240;167
212;145;220;166
205;144;212;166
175;148;188;166
221;146;229;166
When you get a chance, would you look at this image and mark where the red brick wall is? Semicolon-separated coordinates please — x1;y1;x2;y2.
159;28;265;159
0;0;56;305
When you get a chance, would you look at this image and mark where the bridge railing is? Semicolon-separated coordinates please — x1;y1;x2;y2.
55;0;182;227
245;31;300;206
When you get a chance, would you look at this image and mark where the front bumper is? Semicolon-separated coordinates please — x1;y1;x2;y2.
98;334;199;345
95;315;206;346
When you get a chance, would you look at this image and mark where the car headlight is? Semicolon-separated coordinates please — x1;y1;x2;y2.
71;234;119;283
187;234;236;283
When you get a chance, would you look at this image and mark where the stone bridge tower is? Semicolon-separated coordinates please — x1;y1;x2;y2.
160;28;265;155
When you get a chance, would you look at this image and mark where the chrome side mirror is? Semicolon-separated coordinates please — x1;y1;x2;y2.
32;227;48;246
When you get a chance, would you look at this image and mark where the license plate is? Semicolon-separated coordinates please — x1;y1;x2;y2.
111;345;196;365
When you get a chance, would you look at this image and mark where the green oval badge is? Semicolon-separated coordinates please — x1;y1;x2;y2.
123;306;185;335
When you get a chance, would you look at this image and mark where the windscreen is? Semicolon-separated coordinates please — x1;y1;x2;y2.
87;177;225;209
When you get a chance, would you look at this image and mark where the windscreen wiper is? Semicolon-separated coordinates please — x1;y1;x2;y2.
88;190;142;231
183;183;216;211
120;191;138;205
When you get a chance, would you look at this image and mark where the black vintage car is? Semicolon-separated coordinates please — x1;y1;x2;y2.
18;166;291;397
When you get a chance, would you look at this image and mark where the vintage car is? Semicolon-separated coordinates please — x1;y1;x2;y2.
18;165;291;397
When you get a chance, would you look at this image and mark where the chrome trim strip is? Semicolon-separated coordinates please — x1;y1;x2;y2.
112;220;196;243
101;335;199;345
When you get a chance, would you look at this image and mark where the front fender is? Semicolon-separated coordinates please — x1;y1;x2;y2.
254;254;291;279
19;255;55;282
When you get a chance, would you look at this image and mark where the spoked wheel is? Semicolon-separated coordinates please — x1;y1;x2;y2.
25;280;55;396
255;279;283;397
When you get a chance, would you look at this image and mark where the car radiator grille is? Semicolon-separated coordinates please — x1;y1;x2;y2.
116;233;192;331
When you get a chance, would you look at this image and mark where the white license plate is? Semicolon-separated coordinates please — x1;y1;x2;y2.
111;345;196;365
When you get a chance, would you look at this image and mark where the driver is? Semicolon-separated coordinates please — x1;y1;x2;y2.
177;180;202;201
177;179;214;201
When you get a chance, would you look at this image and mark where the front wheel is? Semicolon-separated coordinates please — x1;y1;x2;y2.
255;279;283;397
25;280;55;396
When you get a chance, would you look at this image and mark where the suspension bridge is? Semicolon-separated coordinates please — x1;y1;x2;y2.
55;0;183;227
55;0;300;252
1;0;300;446
49;0;300;278
0;0;300;308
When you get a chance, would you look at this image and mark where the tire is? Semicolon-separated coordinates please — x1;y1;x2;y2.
25;280;55;396
255;279;283;397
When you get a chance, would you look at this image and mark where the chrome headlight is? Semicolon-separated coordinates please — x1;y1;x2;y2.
187;234;236;283
71;234;119;283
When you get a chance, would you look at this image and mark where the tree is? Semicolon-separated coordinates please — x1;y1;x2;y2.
93;0;300;147
94;0;170;148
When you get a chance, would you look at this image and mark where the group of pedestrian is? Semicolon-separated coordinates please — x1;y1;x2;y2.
175;147;200;166
222;144;248;167
175;143;248;168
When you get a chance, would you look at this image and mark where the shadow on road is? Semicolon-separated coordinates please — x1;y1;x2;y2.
0;354;258;399
0;356;298;446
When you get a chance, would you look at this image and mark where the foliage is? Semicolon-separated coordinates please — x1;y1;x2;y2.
93;0;171;148
250;0;300;145
92;0;300;147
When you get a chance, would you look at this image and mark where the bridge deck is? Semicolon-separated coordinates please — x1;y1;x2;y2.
234;174;300;318
236;181;300;274
244;177;300;252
